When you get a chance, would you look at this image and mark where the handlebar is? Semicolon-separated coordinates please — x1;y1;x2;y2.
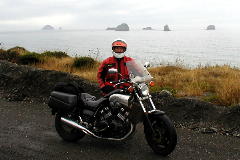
109;79;131;88
110;79;130;84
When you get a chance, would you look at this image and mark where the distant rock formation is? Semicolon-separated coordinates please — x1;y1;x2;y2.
58;27;62;30
115;23;129;31
106;27;116;30
206;25;215;30
164;25;170;31
42;25;54;30
143;27;153;30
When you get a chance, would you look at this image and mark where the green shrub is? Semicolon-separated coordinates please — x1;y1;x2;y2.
72;56;96;68
0;49;20;62
7;46;29;55
18;52;41;65
41;51;69;58
0;49;7;59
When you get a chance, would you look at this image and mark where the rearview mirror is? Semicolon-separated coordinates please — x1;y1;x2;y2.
144;62;150;68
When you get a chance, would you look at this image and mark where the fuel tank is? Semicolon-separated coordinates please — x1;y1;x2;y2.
109;94;131;107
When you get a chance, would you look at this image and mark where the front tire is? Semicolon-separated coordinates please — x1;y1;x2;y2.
55;113;85;142
144;114;177;156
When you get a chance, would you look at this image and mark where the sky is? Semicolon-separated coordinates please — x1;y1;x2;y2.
0;0;240;31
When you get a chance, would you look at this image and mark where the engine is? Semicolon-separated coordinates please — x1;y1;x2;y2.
94;94;132;138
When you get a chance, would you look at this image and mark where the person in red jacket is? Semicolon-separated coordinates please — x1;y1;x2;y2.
97;39;133;94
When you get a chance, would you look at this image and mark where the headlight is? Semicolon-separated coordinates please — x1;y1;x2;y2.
139;83;149;96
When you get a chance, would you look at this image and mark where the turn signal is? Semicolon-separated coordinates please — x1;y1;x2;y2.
128;86;134;93
149;81;155;87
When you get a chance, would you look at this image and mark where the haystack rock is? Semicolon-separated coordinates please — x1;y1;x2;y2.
115;23;129;31
164;25;171;31
206;25;216;30
42;25;55;30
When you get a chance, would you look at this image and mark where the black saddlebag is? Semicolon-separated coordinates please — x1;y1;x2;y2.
48;91;77;111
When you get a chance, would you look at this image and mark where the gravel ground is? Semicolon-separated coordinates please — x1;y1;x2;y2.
0;98;239;160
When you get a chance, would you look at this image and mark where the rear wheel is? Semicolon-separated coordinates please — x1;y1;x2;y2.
55;113;85;142
144;114;177;156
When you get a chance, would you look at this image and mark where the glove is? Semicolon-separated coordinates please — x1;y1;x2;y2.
101;85;115;93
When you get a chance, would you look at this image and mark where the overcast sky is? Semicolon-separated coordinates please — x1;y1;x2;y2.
0;0;240;31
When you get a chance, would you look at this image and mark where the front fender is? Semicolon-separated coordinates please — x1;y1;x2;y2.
148;110;165;117
144;110;166;125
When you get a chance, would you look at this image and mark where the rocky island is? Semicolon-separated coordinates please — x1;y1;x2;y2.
42;25;55;30
106;23;129;31
143;27;153;30
206;25;216;30
115;23;129;31
164;25;171;31
106;27;116;30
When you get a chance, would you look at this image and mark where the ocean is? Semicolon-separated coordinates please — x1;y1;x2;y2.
0;29;240;68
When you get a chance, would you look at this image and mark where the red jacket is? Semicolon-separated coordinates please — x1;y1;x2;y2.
97;56;133;88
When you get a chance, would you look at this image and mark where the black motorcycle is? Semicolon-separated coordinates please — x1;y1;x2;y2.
48;59;177;156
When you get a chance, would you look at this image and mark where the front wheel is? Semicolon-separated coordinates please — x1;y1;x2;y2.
144;114;177;156
55;113;85;142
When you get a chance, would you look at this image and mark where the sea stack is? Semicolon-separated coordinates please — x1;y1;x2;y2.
42;25;54;30
206;25;216;30
115;23;129;31
164;25;170;31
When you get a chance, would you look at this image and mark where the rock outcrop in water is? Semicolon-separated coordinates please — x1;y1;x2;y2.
115;23;129;31
206;25;216;30
106;23;129;31
106;27;116;30
164;25;171;31
42;25;55;30
143;27;153;30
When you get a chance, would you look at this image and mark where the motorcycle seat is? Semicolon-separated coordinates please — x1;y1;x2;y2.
81;93;106;111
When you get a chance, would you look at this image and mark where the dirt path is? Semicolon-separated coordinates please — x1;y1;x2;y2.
0;98;239;160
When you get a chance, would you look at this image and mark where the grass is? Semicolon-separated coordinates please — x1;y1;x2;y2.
1;46;240;106
34;56;99;81
149;65;240;106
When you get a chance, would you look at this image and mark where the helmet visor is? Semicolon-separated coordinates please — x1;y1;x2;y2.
112;40;127;48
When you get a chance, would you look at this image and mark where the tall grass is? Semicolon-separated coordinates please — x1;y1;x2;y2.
34;57;74;73
34;56;99;82
149;65;240;105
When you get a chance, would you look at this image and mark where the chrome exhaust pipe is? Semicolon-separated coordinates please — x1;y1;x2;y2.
61;117;95;136
60;117;133;141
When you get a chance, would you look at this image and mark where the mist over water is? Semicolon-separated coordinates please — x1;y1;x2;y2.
1;29;240;68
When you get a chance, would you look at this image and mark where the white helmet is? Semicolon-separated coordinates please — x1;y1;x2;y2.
112;39;127;58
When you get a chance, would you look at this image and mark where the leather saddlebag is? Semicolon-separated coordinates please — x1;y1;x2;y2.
48;91;77;111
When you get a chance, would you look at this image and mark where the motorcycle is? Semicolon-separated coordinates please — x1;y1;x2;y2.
48;59;177;156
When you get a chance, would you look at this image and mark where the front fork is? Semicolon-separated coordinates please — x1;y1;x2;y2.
134;92;159;133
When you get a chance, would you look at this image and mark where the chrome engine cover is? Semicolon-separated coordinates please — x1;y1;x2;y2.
109;94;131;107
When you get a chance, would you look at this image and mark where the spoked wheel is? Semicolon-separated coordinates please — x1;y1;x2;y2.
144;114;177;156
55;113;85;142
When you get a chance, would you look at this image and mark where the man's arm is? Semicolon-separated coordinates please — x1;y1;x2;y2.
97;61;107;88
